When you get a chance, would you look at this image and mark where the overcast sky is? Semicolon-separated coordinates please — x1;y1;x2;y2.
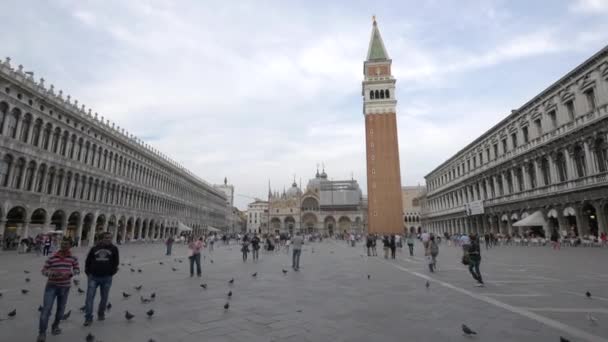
2;0;607;209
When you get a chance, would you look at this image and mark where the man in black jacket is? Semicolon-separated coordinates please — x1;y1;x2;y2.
468;234;484;287
83;232;119;326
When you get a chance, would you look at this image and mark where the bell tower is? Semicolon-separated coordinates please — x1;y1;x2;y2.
362;17;403;234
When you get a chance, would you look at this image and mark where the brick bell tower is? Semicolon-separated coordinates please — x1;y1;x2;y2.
362;17;403;234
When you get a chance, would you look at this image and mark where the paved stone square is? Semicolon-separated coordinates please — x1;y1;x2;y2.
1;240;607;342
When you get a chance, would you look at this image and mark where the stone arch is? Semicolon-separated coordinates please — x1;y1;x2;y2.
107;215;117;238
13;157;26;189
338;216;351;232
270;217;281;231
25;160;36;191
1;153;14;187
67;211;81;239
50;209;66;231
82;213;95;246
324;216;336;234
284;216;295;233
20;112;32;143
3;206;27;248
134;218;142;239
0;101;8;134
301;197;319;211
302;212;317;233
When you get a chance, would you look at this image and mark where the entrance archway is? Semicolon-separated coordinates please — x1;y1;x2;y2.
581;204;598;237
82;213;94;246
324;216;336;235
30;208;47;237
338;216;351;233
67;212;80;239
50;210;66;231
284;216;295;235
4;206;26;250
563;207;578;236
302;213;317;234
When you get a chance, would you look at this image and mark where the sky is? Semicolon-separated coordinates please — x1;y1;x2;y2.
1;0;608;209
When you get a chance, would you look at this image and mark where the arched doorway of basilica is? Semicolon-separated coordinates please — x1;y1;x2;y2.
284;216;295;235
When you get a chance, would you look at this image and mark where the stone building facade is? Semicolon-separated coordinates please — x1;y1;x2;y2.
402;185;424;234
421;46;608;239
0;58;227;248
267;169;365;236
246;199;268;233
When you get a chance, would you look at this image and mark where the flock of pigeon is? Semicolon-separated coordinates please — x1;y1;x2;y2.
0;248;602;341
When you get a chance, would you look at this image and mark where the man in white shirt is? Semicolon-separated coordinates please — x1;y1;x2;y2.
421;231;430;249
291;232;304;271
460;234;471;252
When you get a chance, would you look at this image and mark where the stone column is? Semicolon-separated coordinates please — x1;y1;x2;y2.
26;121;35;145
0;220;6;240
533;159;543;187
76;215;84;247
549;152;559;183
584;138;597;175
22;219;31;239
14;116;23;141
565;146;576;180
594;201;607;235
18;164;27;190
574;206;585;236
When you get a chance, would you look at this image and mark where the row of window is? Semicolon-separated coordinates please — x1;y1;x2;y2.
369;89;390;100
0;100;220;203
429;86;601;191
427;136;608;212
0;152;220;221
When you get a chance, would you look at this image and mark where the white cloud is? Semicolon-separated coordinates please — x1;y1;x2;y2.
570;0;608;13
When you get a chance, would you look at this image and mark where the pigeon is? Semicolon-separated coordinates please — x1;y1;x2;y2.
586;291;591;299
148;339;156;342
0;292;3;297
200;284;207;289
134;285;143;291
462;324;477;336
210;259;214;264
121;263;125;266
62;310;71;320
78;287;85;294
587;312;598;325
25;277;30;282
228;278;234;285
137;269;142;273
224;302;230;310
560;337;570;342
425;281;430;289
8;309;16;317
86;333;95;342
282;269;288;275
150;292;156;299
73;279;80;286
123;292;131;298
227;291;232;298
141;296;151;304
21;289;29;295
252;272;257;277
38;305;43;312
178;260;183;263
130;268;135;273
125;311;135;320
127;263;132;266
367;274;370;280
79;305;86;312
171;267;178;272
24;270;30;274
296;310;303;313
146;309;154;318
159;262;164;265
106;303;112;311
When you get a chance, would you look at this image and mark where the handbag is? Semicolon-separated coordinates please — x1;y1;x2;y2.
461;254;470;265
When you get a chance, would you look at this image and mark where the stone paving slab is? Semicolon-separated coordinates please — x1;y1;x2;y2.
0;241;607;341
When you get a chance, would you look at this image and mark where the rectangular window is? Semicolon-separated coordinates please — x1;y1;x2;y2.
585;89;596;111
548;110;557;129
472;156;477;168
493;144;498;159
522;126;529;143
486;148;490;162
566;100;575;121
479;152;483;165
467;159;471;171
511;133;518;149
502;139;508;153
534;119;542;137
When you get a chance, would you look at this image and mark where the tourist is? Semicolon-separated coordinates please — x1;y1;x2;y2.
43;236;52;256
366;235;373;256
421;230;430;249
395;233;402;250
390;235;396;259
371;234;377;256
207;234;215;251
460;233;471;253
550;229;560;250
426;235;439;273
291;231;304;271
467;233;484;287
601;231;607;247
37;238;80;342
83;232;119;326
165;235;174;256
188;237;203;277
251;233;260;261
484;233;491;250
382;235;390;259
406;232;415;256
241;235;250;262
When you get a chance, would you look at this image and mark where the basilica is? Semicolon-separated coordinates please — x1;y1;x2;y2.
266;168;366;236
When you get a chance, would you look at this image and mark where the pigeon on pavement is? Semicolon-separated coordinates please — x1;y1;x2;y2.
227;291;232;298
25;277;30;282
171;267;178;272
224;302;230;310
367;274;370;279
252;272;257;277
38;305;43;312
125;311;135;321
86;333;95;342
130;268;135;273
107;303;112;311
8;309;16;317
134;285;143;291
425;281;430;289
77;287;85;294
21;289;29;295
24;270;30;274
150;292;156;299
228;278;234;285
123;292;131;298
141;296;151;304
62;310;71;320
282;269;288;275
462;324;476;336
79;305;86;312
146;309;154;318
200;284;207;289
587;312;598;325
560;337;570;342
586;291;591;299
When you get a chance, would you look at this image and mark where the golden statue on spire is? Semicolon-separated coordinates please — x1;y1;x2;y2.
372;15;376;23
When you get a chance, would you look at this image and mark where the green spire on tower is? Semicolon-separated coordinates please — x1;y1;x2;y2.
367;16;389;61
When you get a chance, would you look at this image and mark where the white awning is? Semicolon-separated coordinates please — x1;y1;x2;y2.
547;209;558;218
501;214;509;222
563;207;576;217
178;222;192;232
513;211;546;227
511;213;519;220
206;226;221;232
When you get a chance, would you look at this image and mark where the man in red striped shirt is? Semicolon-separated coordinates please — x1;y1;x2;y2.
37;238;80;342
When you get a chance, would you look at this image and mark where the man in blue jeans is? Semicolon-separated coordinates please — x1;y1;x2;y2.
291;232;304;271
83;232;119;326
37;238;80;342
